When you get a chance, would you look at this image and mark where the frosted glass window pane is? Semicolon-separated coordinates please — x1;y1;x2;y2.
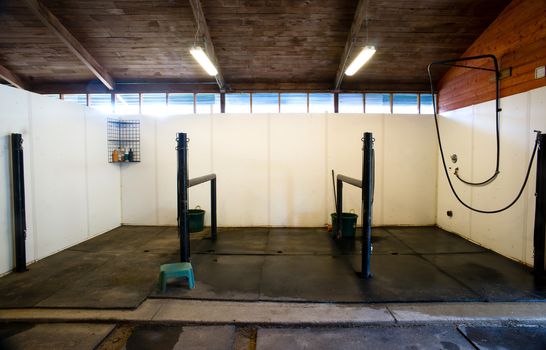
141;93;166;114
309;93;334;113
43;94;60;99
89;94;112;113
196;93;220;114
280;93;307;113
365;93;390;113
420;94;435;114
393;93;418;114
226;93;250;113
115;94;140;114
63;94;87;105
252;93;278;113
339;94;363;113
168;93;194;114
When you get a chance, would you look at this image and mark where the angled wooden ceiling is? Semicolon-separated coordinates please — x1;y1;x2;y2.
0;0;511;93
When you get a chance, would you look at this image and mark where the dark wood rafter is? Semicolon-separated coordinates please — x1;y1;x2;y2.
334;0;367;90
188;0;226;91
30;81;431;95
0;64;27;90
23;0;115;90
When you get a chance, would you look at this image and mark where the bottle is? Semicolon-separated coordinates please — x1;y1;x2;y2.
112;149;118;162
124;148;129;161
128;148;134;162
120;147;125;162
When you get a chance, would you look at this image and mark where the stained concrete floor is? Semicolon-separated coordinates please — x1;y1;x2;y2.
0;225;544;309
3;322;546;350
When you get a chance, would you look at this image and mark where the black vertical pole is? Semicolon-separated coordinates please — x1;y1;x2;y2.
220;93;226;114
334;93;339;113
211;178;217;240
10;133;27;272
534;133;546;278
177;133;190;262
336;179;343;237
361;132;373;279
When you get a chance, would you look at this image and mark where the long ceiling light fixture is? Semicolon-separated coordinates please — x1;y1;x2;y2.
345;0;375;77
190;46;218;76
345;46;376;76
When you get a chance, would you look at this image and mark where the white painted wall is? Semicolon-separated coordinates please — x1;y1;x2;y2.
437;86;546;266
0;85;121;275
121;113;438;227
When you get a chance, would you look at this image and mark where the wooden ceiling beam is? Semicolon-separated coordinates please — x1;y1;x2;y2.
23;0;115;90
334;0;367;90
0;65;27;90
188;0;226;91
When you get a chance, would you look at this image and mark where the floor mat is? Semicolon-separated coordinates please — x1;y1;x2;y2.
1;225;545;308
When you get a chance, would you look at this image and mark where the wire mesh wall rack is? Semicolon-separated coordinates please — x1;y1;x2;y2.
107;119;140;163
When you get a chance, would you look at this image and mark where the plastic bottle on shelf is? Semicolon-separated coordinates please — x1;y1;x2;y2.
112;149;118;162
128;148;134;162
120;147;125;162
124;148;129;161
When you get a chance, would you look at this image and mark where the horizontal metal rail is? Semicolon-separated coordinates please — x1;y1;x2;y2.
189;174;216;187
337;174;362;188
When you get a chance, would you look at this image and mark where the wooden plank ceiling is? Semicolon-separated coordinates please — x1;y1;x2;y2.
0;0;511;93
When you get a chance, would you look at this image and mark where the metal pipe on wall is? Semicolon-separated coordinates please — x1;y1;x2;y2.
336;179;343;238
10;133;27;272
211;178;217;240
534;133;546;279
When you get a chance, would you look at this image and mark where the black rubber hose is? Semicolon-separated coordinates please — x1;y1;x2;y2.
427;63;540;214
443;56;501;186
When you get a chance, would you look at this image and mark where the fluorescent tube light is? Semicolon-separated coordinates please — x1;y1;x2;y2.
190;46;218;76
345;46;376;76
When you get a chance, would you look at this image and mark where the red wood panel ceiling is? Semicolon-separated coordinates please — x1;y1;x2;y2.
438;0;546;112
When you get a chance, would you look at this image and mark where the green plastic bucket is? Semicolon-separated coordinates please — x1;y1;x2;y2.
188;208;205;233
331;212;358;237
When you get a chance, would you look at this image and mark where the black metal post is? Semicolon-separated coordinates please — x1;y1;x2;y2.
336;179;343;237
534;133;546;278
10;133;27;272
361;132;374;279
220;93;226;114
177;133;190;262
211;178;217;240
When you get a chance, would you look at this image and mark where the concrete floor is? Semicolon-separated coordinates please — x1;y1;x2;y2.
2;321;546;349
1;225;546;349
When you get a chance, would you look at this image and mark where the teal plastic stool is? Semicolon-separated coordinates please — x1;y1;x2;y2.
159;262;195;292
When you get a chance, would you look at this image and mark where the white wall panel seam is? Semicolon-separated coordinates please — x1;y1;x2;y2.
84;110;91;237
154;117;159;225
28;92;38;264
380;113;386;226
522;91;532;262
267;114;272;226
323;113;329;225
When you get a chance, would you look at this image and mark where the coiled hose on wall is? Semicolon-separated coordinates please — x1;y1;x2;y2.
427;56;541;214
